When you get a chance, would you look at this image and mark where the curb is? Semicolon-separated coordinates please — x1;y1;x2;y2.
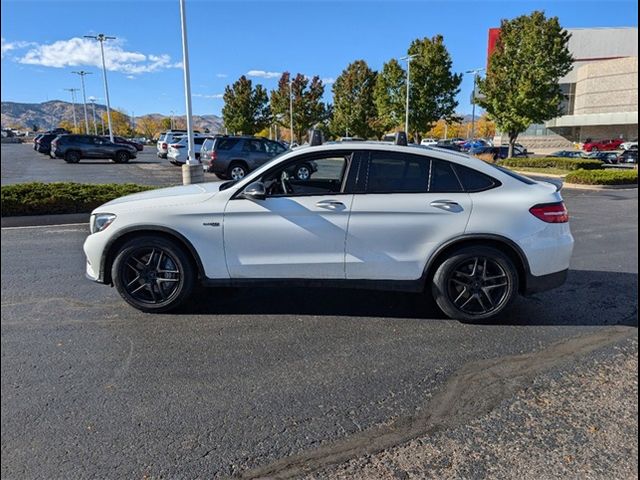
1;213;89;228
511;170;638;191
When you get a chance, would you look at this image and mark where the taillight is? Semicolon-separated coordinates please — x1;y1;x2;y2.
210;151;217;161
162;142;167;149
171;144;184;149
529;202;569;223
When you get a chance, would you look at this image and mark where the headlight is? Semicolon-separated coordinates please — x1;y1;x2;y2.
90;213;116;234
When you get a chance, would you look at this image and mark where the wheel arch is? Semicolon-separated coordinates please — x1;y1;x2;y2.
422;234;531;295
100;226;206;285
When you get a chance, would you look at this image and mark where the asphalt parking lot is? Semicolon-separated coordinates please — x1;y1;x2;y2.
1;175;637;478
1;143;221;187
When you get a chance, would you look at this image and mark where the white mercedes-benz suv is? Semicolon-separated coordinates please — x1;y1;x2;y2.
84;132;574;321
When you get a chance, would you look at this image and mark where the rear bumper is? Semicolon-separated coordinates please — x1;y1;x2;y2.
524;268;568;295
157;152;167;158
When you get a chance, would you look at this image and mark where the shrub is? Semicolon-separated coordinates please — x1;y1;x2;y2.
1;182;154;217
499;157;603;171
564;169;638;185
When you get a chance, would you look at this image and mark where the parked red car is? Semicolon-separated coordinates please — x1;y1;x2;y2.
582;139;624;152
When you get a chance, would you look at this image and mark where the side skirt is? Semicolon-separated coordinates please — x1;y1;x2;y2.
201;277;425;293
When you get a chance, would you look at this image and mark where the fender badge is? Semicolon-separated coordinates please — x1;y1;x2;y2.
203;222;220;227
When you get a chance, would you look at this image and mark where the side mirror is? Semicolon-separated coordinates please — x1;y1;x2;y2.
242;181;266;201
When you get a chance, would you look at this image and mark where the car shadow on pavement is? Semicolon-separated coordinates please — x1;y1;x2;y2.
180;269;638;327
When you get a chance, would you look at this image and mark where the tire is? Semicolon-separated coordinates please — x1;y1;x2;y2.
114;151;130;164
431;246;519;321
227;163;248;181
111;236;195;313
294;163;312;181
64;150;81;163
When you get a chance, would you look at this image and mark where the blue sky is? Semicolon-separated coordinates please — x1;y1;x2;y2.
1;0;638;117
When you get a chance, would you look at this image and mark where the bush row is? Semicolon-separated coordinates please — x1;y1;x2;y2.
564;169;638;186
1;182;154;217
499;157;603;171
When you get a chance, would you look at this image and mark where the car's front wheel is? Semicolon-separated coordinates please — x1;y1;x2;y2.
112;236;195;313
114;150;130;163
431;246;518;321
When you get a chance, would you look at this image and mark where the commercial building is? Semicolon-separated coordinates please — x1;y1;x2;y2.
489;27;638;150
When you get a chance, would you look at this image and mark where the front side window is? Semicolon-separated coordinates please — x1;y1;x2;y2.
263;153;350;197
264;140;286;154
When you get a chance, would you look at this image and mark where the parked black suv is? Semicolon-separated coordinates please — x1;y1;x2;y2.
34;133;59;155
50;135;137;163
201;136;287;180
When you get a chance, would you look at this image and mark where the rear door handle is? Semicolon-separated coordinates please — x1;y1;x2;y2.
430;200;463;212
316;199;346;210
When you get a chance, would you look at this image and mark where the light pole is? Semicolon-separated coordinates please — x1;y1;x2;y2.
63;88;79;131
170;110;175;130
72;70;92;134
465;68;485;139
289;76;294;146
84;34;115;142
401;54;417;136
178;0;203;185
88;97;98;135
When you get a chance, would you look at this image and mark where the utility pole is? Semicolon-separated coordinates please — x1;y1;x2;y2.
63;88;79;131
89;97;98;135
401;54;418;136
178;0;203;184
465;68;485;140
170;110;175;130
84;34;116;142
72;70;92;134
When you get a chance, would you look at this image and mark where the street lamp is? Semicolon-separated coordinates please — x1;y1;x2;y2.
465;68;485;139
84;34;115;142
170;110;175;130
88;96;98;135
72;70;92;134
289;76;294;146
63;88;79;131
401;54;418;135
178;0;203;185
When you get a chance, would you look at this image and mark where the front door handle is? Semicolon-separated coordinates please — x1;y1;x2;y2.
430;200;463;212
316;199;346;210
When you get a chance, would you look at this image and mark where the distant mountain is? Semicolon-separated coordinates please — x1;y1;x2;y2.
1;100;223;133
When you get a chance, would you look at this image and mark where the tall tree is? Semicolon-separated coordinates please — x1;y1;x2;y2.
137;116;162;139
160;117;172;131
101;110;132;136
407;35;462;142
372;58;406;138
478;11;573;157
331;60;377;139
270;72;327;144
222;75;270;135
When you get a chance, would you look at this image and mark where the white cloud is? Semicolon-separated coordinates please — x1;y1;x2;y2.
321;77;336;85
193;93;224;99
1;37;33;59
247;69;281;79
216;73;228;78
16;37;181;74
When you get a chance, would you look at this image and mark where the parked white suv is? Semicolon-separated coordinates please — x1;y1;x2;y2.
157;130;205;158
84;134;574;321
167;136;211;165
420;137;438;146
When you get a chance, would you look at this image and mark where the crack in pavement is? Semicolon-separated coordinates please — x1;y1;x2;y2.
239;326;637;479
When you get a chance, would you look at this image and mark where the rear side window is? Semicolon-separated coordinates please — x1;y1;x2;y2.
202;138;214;151
452;164;499;192
215;138;240;151
429;160;463;192
367;151;429;193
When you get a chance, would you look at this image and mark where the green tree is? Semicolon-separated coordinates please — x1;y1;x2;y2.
331;60;377;139
407;35;462;142
222;75;270;135
373;58;406;138
270;72;327;144
478;11;573;157
160;117;172;131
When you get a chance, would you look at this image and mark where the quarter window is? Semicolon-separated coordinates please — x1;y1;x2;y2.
453;164;499;192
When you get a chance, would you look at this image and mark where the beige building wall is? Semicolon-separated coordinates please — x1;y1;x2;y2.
573;57;638;115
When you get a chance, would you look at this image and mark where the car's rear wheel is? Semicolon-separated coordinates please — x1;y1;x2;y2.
431;246;518;321
227;163;248;181
114;150;130;163
64;151;81;163
112;236;195;313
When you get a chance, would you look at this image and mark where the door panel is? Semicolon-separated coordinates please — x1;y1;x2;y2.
345;193;472;280
223;195;353;278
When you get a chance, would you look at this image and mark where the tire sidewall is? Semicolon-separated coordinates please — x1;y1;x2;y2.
111;236;195;313
65;151;80;163
115;151;130;163
227;163;247;180
431;246;519;322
